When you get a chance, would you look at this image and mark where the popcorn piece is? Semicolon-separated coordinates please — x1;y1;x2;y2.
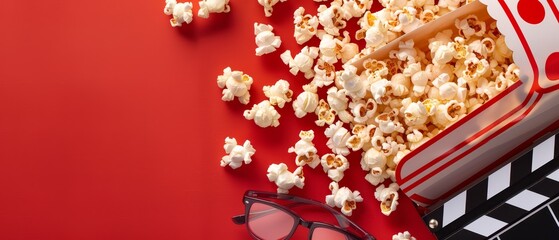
361;147;389;186
327;87;353;123
281;47;319;79
254;23;282;56
315;100;336;126
165;1;194;27
263;79;293;108
258;0;287;17
374;182;400;216
403;101;428;128
339;65;367;100
163;0;176;15
321;154;349;182
433;100;465;128
375;110;405;134
325;182;363;216
288;130;320;169
319;34;341;64
455;15;486;40
349;98;377;124
438;0;464;11
293;84;319;118
392;231;417;240
244;100;281;128
346;124;375;151
198;0;230;18
325;121;351;156
342;0;373;18
217;67;253;104
317;0;352;36
293;7;319;45
313;59;336;88
267;163;305;194
220;137;256;169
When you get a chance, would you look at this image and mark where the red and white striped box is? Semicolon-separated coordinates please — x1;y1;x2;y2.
353;0;559;207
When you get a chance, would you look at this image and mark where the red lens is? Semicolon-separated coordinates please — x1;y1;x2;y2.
248;203;296;240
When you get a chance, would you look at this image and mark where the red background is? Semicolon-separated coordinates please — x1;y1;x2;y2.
0;1;435;239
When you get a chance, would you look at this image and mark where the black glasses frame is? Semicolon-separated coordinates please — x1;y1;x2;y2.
232;190;375;240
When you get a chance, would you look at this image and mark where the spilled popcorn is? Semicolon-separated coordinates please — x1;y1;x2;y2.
220;137;256;169
288;130;320;169
267;163;305;194
375;183;400;216
392;231;416;240
244;100;281;128
325;182;363;216
198;0;230;18
217;67;253;105
254;23;282;56
204;0;519;218
164;0;193;27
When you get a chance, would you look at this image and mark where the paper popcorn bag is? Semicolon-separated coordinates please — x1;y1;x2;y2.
352;0;559;207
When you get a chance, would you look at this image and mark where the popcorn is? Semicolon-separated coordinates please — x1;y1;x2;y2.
317;0;352;36
318;34;340;64
374;182;400;216
370;79;392;105
315;100;336;126
361;147;389;186
164;1;194;27
406;129;429;150
220;137;256;169
263;79;293;108
455;15;486;40
293;7;319;45
349;98;377;124
217;67;253;104
257;0;287;17
293;84;319;118
325;121;351;156
280;46;320;79
254;23;282;56
346;124;375;151
403;101;429;128
392;6;422;33
327;87;354;123
163;0;176;15
375;110;405;134
267;163;305;194
244;100;281;128
339;65;367;100
433;100;466;127
342;0;373;18
313;59;336;88
198;0;230;19
288;130;320;169
320;154;349;182
325;182;363;216
438;0;464;11
392;231;417;240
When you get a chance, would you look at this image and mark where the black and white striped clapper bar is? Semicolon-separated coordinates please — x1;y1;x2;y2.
423;133;559;240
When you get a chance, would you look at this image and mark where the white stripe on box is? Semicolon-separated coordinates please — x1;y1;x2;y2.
443;191;467;227
547;205;559;228
487;163;511;199
532;136;555;171
464;215;508;237
548;168;559;182
506;190;549;211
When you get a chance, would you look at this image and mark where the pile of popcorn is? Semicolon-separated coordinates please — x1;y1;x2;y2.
169;0;518;222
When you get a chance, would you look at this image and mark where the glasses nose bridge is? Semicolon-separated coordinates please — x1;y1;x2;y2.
299;219;312;229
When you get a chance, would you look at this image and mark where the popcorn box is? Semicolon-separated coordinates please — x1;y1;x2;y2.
352;0;559;207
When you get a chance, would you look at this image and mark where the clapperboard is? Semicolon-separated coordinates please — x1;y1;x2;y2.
423;133;559;240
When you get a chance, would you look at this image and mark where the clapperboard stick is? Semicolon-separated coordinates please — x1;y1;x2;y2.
423;133;559;240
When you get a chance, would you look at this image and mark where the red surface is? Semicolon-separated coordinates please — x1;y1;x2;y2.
0;1;434;239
